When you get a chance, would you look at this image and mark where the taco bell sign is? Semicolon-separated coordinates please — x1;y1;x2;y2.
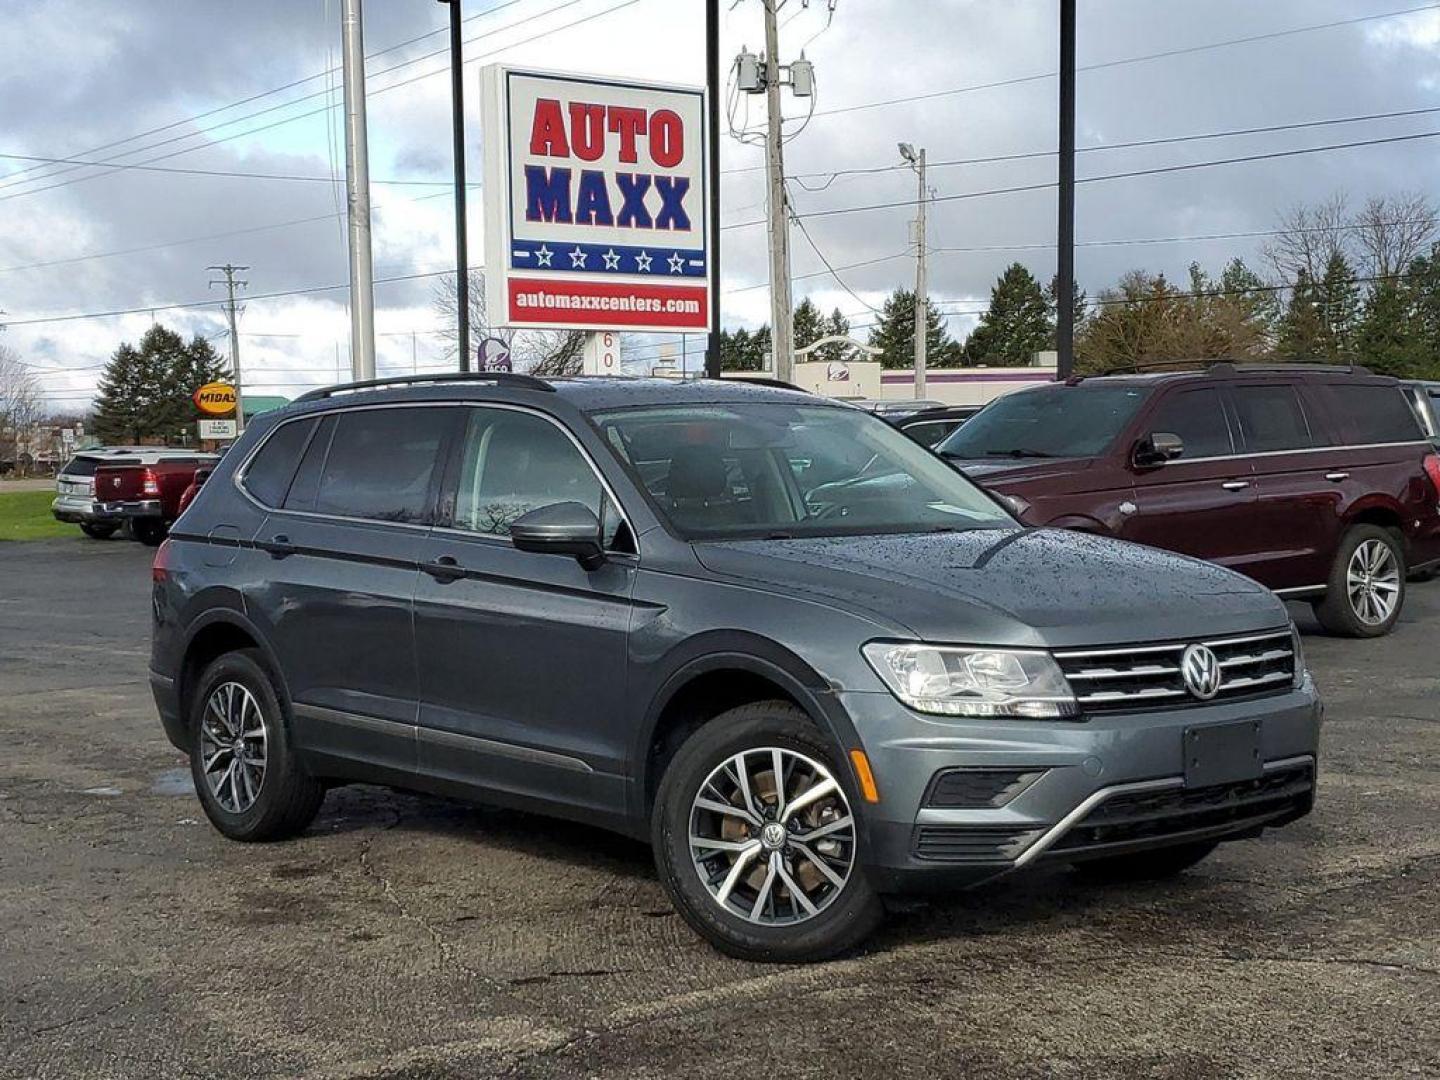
481;66;711;334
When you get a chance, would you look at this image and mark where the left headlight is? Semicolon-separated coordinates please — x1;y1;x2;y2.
862;642;1077;719
1291;623;1307;688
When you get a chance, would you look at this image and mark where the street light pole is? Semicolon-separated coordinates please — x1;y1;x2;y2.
438;0;471;372
341;0;376;380
705;0;722;379
1056;0;1077;380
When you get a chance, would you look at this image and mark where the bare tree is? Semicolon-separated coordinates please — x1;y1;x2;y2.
430;271;585;376
1262;192;1351;283
0;345;43;475
1352;191;1437;281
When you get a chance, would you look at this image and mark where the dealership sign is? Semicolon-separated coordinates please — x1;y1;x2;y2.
481;66;711;333
193;382;237;416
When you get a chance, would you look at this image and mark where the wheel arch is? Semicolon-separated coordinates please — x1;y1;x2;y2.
632;634;859;822
177;609;292;729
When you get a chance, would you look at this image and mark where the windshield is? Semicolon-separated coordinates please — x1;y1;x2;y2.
592;403;1013;540
937;384;1151;460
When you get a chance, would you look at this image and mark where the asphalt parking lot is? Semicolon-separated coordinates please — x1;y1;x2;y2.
2;536;1437;1080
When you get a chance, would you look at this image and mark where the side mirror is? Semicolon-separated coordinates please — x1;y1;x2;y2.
1134;431;1184;467
510;501;606;570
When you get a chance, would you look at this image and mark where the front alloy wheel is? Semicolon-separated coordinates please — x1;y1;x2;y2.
652;702;883;962
689;747;856;926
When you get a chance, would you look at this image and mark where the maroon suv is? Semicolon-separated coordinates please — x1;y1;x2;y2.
938;363;1440;637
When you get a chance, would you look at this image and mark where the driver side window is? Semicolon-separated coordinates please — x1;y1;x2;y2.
454;408;622;546
1146;388;1234;459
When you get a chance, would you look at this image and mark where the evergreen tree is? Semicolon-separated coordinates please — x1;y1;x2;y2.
1216;257;1280;348
962;263;1051;366
792;298;826;354
814;307;853;365
1404;245;1440;373
92;325;231;444
719;325;770;371
1354;280;1425;377
867;288;950;370
1317;253;1361;361
1276;271;1328;360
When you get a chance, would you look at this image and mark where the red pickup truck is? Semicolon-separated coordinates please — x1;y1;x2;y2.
92;457;217;545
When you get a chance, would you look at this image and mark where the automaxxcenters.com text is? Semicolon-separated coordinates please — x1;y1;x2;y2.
507;277;708;328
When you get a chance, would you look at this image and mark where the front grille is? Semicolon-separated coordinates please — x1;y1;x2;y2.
925;768;1046;808
1054;629;1296;713
1049;761;1314;855
913;824;1045;863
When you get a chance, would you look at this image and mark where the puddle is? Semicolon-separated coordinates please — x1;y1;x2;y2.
81;786;122;797
151;768;195;797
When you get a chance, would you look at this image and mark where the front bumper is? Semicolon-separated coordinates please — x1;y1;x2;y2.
846;679;1322;892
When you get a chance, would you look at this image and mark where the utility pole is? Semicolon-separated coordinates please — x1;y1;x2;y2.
705;0;722;378
762;0;794;382
900;143;928;398
208;264;248;430
438;0;471;372
341;0;376;380
1056;0;1077;380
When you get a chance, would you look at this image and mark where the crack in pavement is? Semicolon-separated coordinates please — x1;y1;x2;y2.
28;997;131;1037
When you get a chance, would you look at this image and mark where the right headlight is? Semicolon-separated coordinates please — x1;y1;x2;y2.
862;642;1077;719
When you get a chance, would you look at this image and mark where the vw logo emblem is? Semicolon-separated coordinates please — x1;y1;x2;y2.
1180;643;1223;700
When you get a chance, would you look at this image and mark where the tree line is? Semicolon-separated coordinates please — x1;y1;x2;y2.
721;190;1440;380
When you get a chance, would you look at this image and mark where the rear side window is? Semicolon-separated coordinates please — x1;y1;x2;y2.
1232;385;1317;453
283;415;335;511
241;419;316;508
313;408;447;524
904;420;962;448
1145;387;1233;459
1316;383;1425;445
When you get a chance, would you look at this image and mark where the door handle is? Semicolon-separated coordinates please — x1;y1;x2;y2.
1220;480;1250;491
264;534;296;559
1324;471;1350;482
424;555;465;583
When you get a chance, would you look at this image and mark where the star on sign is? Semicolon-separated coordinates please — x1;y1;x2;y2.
635;250;654;272
602;248;621;270
667;252;686;274
534;244;553;267
569;246;588;268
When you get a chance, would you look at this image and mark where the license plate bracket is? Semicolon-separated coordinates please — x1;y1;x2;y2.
1183;720;1263;788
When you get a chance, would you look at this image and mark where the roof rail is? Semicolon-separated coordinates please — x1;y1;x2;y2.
715;375;809;392
295;371;554;403
1206;361;1373;375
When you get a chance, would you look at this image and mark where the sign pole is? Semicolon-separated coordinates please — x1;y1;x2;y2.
705;0;722;378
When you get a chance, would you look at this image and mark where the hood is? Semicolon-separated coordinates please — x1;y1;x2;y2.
692;528;1288;648
942;456;1093;484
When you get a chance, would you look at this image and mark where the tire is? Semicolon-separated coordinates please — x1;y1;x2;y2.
131;518;168;546
651;702;884;963
1072;840;1218;882
79;523;118;539
1312;525;1406;638
189;649;324;842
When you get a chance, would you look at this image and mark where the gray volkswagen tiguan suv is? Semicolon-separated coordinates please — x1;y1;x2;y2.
150;374;1321;961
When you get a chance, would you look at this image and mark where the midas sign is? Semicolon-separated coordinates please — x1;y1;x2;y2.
193;382;237;416
482;66;711;334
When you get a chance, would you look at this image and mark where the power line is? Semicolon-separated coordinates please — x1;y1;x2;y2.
0;149;478;187
729;103;1440;182
787;192;883;314
0;0;532;193
722;128;1440;231
807;3;1440;122
0;0;631;204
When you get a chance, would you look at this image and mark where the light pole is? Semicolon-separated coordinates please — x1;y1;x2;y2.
900;142;928;399
1056;0;1077;379
437;0;471;372
341;0;376;380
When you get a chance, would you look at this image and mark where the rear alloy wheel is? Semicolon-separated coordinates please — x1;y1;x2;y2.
189;650;324;841
1313;525;1406;638
80;523;118;539
653;703;883;962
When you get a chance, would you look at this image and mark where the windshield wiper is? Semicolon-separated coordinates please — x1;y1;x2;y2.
985;448;1055;459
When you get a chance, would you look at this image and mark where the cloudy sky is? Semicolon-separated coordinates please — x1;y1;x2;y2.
3;0;1439;412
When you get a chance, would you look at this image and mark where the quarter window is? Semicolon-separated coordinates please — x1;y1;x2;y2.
453;409;620;545
1144;388;1233;459
1232;385;1316;453
241;418;316;508
312;408;447;523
